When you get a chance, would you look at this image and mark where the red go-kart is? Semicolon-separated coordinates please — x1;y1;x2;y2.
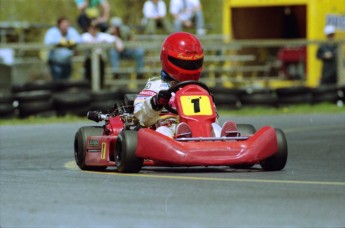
74;81;287;173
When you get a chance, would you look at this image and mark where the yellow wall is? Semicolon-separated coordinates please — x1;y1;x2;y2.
223;0;345;87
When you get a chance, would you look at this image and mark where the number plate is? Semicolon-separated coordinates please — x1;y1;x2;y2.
180;95;213;116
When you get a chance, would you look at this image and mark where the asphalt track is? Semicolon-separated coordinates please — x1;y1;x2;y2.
1;113;344;227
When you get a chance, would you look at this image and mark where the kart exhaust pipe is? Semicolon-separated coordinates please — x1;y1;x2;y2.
87;111;108;122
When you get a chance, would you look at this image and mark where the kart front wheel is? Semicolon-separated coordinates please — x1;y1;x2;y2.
74;126;107;171
116;130;143;173
260;128;288;171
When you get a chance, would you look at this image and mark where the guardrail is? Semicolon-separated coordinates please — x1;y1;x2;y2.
1;36;344;91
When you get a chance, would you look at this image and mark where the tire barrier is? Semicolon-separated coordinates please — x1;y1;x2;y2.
239;88;278;107
0;92;16;118
2;80;344;119
276;86;313;105
311;85;340;104
90;90;123;113
209;87;242;109
15;90;54;118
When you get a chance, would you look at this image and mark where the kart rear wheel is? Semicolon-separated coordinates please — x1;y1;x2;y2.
260;128;288;171
230;124;256;169
74;126;107;171
237;124;256;136
116;130;143;173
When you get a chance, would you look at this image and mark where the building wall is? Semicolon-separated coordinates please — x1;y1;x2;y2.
223;0;345;87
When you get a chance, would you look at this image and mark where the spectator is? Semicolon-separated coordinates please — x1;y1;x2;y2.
169;0;206;35
81;21;122;88
142;0;173;34
75;0;110;32
107;17;145;79
316;25;338;85
44;16;81;81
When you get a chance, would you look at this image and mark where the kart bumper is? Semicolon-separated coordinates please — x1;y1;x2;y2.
136;126;278;166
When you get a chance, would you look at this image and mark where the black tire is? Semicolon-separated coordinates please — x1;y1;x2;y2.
90;100;117;113
312;92;339;104
53;91;91;108
25;80;57;91
15;90;52;102
55;80;90;92
0;93;15;118
213;93;240;108
0;103;15;118
278;94;313;105
240;93;278;106
18;100;55;118
116;130;143;173
74;126;107;171
260;128;288;171
229;124;256;169
237;124;256;136
53;91;91;116
0;92;14;103
276;86;311;96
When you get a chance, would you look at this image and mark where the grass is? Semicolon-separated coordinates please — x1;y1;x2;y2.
0;103;344;126
219;102;345;116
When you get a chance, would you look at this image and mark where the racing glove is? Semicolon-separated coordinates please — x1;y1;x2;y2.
150;90;171;111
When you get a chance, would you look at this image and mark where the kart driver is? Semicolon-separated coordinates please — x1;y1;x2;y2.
134;32;221;137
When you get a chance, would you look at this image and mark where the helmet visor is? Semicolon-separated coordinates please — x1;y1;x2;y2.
168;55;203;70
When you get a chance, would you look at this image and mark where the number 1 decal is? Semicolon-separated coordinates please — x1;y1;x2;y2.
180;95;213;116
191;98;201;113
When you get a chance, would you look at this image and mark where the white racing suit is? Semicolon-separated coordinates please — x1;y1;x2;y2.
133;76;221;137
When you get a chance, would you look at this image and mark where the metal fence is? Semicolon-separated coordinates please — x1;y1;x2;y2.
1;35;344;91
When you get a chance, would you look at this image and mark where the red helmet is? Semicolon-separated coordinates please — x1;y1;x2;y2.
160;32;204;82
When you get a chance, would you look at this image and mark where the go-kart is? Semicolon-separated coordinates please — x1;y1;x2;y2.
74;81;287;173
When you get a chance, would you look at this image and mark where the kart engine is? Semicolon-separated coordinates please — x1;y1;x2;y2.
87;104;139;130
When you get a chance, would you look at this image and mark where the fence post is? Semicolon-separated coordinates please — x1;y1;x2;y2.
91;48;100;91
337;41;344;84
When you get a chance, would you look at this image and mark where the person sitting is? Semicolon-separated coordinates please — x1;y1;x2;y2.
169;0;206;35
44;16;81;81
133;32;220;137
107;17;145;79
142;0;173;34
81;20;123;88
75;0;110;32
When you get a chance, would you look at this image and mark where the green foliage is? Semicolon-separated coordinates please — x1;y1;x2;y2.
219;103;345;116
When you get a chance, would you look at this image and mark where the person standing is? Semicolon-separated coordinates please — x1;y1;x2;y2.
142;0;173;34
316;25;338;85
44;16;81;81
75;0;110;32
169;0;206;35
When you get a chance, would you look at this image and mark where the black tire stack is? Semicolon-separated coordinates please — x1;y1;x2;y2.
12;81;56;118
276;86;313;105
3;80;344;119
0;92;16;118
209;87;242;109
53;80;91;116
90;90;124;113
311;85;341;104
239;88;278;107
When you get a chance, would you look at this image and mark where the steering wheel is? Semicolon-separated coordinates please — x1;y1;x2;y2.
164;80;210;114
